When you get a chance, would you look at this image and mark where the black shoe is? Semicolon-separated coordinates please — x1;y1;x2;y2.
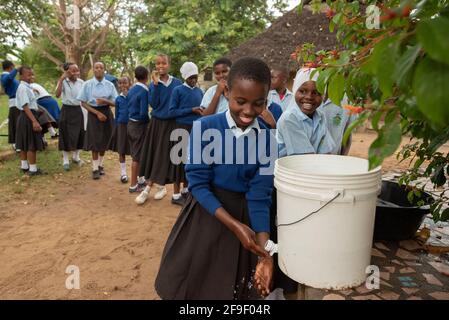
21;168;29;173
50;133;59;139
99;166;105;175
171;196;185;206
120;175;128;183
181;191;190;199
28;168;47;176
92;170;101;180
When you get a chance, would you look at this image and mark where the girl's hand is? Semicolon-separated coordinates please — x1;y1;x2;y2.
192;107;203;115
32;121;42;132
259;109;276;128
151;71;160;85
96;112;107;122
216;79;227;95
255;256;274;297
96;98;108;106
233;222;269;257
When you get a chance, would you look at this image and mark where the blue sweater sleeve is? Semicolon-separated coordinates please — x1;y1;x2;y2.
139;90;149;117
185;121;223;215
149;83;160;110
245;133;274;233
168;88;194;118
114;97;121;124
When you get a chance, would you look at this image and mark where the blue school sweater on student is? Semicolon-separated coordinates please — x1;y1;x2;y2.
169;83;203;125
149;76;182;120
114;94;128;124
127;83;149;123
259;102;283;128
186;111;274;233
1;69;19;99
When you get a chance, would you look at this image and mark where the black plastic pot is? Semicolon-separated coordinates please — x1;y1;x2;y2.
373;180;434;241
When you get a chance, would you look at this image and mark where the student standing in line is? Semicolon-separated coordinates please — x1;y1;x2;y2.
135;54;183;205
168;61;204;205
77;61;118;180
1;60;20;151
55;62;85;171
108;76;131;182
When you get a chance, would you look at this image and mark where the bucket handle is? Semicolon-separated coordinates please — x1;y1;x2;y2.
277;192;341;227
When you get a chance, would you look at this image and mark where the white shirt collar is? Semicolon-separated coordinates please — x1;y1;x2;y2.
2;71;9;75
93;77;105;85
135;82;149;91
225;110;260;138
159;75;173;87
20;80;31;87
183;82;195;89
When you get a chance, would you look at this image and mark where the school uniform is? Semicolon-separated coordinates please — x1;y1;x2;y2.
200;84;228;113
1;69;20;144
318;99;357;155
58;78;85;151
169;83;203;184
127;83;150;161
259;102;283;128
108;94;131;156
31;83;61;122
268;88;293;112
15;81;45;151
276;104;336;157
76;77;118;152
155;111;274;300
138;76;182;185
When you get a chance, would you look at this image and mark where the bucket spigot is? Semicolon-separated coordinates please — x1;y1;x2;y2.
264;240;278;256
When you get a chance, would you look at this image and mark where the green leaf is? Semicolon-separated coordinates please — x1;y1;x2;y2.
417;17;449;66
431;165;446;187
441;208;449;222
377;41;399;98
371;110;383;131
342;112;368;146
413;57;449;128
393;45;421;91
407;190;414;204
368;121;402;170
328;72;345;106
316;68;335;96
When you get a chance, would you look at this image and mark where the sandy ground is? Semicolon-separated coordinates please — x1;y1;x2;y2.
0;131;446;299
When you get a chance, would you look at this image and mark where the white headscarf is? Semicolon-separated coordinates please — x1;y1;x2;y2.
180;61;199;80
292;67;319;96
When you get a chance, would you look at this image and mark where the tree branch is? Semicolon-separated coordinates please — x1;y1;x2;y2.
42;25;66;52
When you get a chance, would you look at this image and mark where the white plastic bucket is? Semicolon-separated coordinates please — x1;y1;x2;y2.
274;154;382;290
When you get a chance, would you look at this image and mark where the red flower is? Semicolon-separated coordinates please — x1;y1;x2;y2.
325;8;335;19
343;105;363;115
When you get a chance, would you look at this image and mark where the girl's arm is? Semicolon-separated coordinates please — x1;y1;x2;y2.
23;105;42;132
201;80;226;116
96;98;115;107
259;108;277;129
81;101;107;122
55;74;66;98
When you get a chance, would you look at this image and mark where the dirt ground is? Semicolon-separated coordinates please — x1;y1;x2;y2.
0;131;446;299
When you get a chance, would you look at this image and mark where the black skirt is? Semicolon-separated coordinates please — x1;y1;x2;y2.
155;187;260;300
58;104;85;151
83;106;114;152
108;122;131;156
127;121;147;161
8;106;20;144
173;123;192;185
15;110;45;152
138;117;176;185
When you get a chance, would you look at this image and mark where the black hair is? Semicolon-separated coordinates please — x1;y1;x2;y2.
156;54;171;64
18;65;32;75
93;61;105;68
213;57;232;68
2;60;14;70
63;62;75;71
134;66;149;81
227;57;271;90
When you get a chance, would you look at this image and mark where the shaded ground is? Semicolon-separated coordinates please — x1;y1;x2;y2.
0;131;447;299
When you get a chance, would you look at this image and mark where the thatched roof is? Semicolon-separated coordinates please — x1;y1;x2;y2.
226;6;337;72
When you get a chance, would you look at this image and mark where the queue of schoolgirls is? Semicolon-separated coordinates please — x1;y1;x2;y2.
2;55;356;300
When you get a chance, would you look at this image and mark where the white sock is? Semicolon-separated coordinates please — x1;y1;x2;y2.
172;193;181;200
29;164;37;172
138;176;146;184
72;150;81;161
120;162;126;176
49;126;56;136
99;156;104;167
62;151;70;165
12;143;16;149
92;159;99;171
181;187;189;194
21;160;29;170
